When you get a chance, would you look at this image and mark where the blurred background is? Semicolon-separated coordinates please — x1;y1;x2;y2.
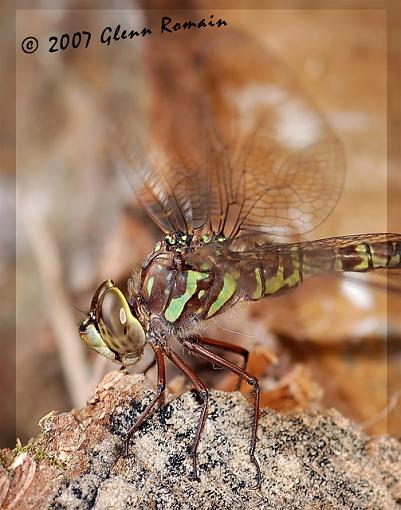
5;3;400;449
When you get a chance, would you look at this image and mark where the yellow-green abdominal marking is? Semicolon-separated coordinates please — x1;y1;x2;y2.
370;245;388;268
164;271;208;322
333;253;343;271
265;264;284;294
353;243;370;271
252;268;263;299
265;250;300;295
389;243;401;267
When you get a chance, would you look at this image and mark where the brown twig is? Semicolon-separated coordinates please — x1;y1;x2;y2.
20;203;89;408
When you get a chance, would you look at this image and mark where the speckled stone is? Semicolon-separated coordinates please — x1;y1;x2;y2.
2;371;400;509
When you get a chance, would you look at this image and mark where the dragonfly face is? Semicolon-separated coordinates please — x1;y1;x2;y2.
79;279;146;366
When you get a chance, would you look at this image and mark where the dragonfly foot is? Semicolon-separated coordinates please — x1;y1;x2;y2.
122;437;131;458
249;452;262;490
190;468;200;482
190;452;200;481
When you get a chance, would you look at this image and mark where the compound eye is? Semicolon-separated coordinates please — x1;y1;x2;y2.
97;287;146;359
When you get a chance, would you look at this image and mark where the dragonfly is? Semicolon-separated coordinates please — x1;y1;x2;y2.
78;29;401;488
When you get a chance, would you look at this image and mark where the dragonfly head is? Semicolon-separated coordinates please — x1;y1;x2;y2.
79;279;146;366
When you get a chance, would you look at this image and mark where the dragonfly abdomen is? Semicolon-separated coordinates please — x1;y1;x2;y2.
244;247;303;300
303;238;401;277
241;237;401;302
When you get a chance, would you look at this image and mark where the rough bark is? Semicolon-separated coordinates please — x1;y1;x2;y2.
2;371;400;509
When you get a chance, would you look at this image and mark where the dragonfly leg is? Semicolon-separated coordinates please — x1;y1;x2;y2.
199;336;249;390
183;340;262;490
124;345;166;457
164;348;209;481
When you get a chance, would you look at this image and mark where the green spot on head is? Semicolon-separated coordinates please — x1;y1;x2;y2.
165;234;175;245
154;242;161;252
198;290;206;299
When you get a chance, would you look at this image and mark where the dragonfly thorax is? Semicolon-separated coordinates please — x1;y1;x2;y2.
136;241;217;333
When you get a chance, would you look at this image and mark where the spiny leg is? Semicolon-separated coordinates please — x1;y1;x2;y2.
183;340;262;490
200;336;249;390
124;344;166;456
164;348;208;481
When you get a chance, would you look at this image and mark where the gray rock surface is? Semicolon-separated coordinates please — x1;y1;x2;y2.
2;371;400;509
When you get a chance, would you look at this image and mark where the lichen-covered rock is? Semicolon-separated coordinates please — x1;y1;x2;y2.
2;371;400;509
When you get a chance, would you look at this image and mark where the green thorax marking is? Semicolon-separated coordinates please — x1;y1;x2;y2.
146;276;155;296
206;273;237;318
164;270;208;323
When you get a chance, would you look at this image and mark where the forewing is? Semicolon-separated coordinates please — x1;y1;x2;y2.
116;33;215;234
195;30;345;237
118;28;345;236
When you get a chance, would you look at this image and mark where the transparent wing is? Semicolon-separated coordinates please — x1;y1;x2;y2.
342;269;401;294
118;28;345;237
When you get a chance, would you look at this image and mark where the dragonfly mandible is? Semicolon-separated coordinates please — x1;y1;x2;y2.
78;29;401;488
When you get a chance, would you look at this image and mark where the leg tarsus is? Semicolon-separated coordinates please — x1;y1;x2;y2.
249;453;262;490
